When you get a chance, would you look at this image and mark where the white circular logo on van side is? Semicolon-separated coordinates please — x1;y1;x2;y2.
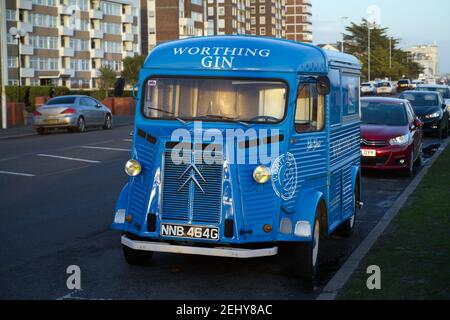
271;152;298;201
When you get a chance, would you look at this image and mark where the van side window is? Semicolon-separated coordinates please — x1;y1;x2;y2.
342;74;359;116
294;83;325;133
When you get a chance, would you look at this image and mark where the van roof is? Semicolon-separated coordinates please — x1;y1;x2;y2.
143;35;361;74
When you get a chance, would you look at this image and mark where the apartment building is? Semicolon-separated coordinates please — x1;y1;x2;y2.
3;0;139;89
406;44;440;81
206;0;251;36
249;0;286;38
140;0;208;55
286;0;312;43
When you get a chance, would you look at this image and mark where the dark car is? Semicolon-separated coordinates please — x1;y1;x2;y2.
397;79;412;92
360;97;423;177
416;84;450;130
400;91;449;139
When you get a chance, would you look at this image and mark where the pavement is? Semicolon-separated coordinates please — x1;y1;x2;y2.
0;125;444;300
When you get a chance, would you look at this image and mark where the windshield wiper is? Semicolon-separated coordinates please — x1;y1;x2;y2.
146;107;187;126
204;115;249;126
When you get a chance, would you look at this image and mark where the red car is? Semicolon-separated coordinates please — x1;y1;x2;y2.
360;97;423;176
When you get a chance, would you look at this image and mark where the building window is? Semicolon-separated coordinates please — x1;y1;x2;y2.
217;7;225;16
100;22;121;34
7;34;16;44
259;27;265;35
100;1;122;16
8;57;18;68
30;13;57;28
70;38;89;51
104;41;122;54
30;57;59;71
6;9;16;21
8;80;20;86
30;35;58;49
32;0;56;6
259;5;265;14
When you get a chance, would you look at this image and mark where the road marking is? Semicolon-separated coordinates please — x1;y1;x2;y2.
0;170;35;177
123;139;132;142
37;154;101;164
81;146;131;152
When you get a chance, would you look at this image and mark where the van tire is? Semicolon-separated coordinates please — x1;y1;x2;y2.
291;213;321;280
122;245;153;266
337;183;359;237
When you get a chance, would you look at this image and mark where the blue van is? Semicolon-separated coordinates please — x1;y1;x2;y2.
112;36;362;278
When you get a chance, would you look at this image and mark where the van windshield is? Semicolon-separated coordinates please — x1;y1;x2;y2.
142;78;287;123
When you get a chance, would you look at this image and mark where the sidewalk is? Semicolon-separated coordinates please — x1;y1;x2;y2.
339;143;450;299
0;115;134;140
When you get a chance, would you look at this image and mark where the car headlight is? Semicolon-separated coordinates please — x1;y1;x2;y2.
389;134;410;146
425;112;441;119
253;165;271;184
125;159;142;177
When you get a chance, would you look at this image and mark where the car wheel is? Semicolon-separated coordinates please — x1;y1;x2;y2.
403;149;414;177
36;128;48;135
77;117;86;133
102;114;112;130
122;245;153;266
291;212;321;280
415;143;424;167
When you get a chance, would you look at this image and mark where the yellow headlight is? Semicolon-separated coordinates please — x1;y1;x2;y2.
253;165;271;184
125;159;142;177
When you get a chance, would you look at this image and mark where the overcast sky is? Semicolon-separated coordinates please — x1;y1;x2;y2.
312;0;450;75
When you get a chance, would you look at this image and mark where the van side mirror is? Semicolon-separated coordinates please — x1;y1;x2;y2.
316;76;331;95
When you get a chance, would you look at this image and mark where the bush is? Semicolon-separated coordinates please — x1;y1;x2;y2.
90;90;108;101
53;86;70;97
5;86;30;104
28;86;52;112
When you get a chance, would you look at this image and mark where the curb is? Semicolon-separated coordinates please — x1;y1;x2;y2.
0;132;36;141
316;138;450;300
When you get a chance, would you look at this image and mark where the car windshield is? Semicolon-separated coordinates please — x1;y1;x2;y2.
47;97;77;105
398;80;409;84
143;78;287;123
361;101;408;126
401;93;439;107
417;87;450;99
361;83;372;87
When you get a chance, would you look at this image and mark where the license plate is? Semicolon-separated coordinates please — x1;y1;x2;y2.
361;149;377;157
45;119;59;124
401;84;407;87
160;224;220;241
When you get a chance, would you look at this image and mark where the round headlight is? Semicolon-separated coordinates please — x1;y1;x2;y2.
253;165;271;184
125;159;142;177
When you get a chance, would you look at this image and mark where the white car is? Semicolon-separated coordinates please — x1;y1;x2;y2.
361;82;377;95
376;81;396;95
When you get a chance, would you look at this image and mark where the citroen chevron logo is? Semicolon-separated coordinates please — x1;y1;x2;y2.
178;163;206;194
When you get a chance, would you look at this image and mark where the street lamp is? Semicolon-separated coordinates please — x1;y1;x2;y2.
341;16;348;53
367;22;375;82
9;27;27;103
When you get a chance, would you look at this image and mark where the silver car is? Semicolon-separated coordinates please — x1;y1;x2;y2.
33;95;113;135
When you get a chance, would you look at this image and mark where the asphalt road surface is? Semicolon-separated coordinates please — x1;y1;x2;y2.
0;126;444;300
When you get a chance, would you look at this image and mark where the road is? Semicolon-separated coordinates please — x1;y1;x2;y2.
0;126;443;300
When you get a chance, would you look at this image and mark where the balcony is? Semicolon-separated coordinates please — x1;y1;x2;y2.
16;0;32;10
20;44;34;55
59;26;74;37
60;47;74;57
90;10;103;20
91;69;101;78
17;22;33;34
122;33;133;42
58;5;74;16
60;69;75;77
122;51;134;59
90;29;104;39
122;14;133;24
20;68;35;78
90;49;104;59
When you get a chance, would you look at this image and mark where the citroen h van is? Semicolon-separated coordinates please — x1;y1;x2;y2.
112;36;363;278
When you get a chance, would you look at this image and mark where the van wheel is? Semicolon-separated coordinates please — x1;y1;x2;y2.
122;245;153;266
291;214;321;279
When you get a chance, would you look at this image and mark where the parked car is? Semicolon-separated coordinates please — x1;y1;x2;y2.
400;91;449;139
361;82;377;95
416;84;450;130
360;97;423;177
396;79;412;92
411;80;425;89
376;81;396;95
33;95;113;135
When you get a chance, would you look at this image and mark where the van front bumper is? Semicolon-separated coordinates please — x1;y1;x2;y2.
121;235;278;259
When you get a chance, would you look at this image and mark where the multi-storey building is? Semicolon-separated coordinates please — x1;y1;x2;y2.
2;0;139;89
206;0;251;36
140;0;208;56
249;0;285;38
406;44;440;81
286;0;312;43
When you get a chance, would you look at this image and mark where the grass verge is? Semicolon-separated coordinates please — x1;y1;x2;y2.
340;145;450;300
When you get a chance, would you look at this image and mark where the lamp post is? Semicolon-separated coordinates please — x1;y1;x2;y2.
9;27;27;104
367;22;375;82
341;16;348;53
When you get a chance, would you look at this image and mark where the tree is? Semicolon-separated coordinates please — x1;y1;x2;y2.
98;67;117;97
343;20;423;81
121;55;146;87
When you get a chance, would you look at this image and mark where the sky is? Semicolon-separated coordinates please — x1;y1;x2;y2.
312;0;450;75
